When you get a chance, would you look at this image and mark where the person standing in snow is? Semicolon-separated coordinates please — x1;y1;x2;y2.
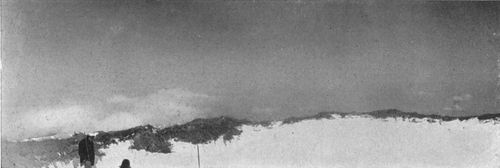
119;159;131;168
78;135;95;168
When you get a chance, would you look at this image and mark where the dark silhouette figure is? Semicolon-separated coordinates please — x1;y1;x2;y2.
119;159;131;168
78;135;95;168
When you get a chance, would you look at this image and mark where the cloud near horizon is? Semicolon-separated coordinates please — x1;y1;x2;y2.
443;94;473;113
128;88;215;127
5;88;214;140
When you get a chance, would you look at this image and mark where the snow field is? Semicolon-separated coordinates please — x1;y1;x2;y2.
48;115;500;168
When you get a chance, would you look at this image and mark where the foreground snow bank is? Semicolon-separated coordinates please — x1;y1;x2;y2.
49;115;500;168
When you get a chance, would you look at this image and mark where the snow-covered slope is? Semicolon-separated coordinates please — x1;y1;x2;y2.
43;113;500;168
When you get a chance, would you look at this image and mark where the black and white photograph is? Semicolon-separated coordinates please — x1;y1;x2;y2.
1;0;500;167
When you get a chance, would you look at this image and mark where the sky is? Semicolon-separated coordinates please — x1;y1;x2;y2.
2;0;499;139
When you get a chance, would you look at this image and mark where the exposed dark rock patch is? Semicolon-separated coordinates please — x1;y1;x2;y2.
282;111;350;124
158;116;250;144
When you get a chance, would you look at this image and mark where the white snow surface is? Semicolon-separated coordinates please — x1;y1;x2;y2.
48;115;500;168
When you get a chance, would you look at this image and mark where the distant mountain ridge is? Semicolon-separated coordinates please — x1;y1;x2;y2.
2;109;499;168
363;109;500;121
282;109;500;124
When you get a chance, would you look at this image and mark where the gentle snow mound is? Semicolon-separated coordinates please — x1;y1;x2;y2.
47;115;500;168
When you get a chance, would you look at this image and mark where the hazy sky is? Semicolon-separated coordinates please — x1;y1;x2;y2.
2;0;499;139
